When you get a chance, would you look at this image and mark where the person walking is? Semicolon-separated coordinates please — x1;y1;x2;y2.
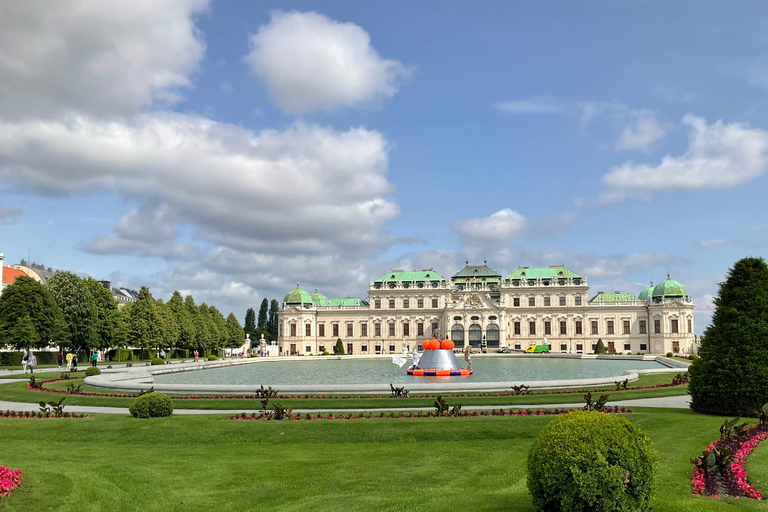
194;349;199;363
66;352;73;371
57;351;63;369
28;353;37;374
91;351;98;368
72;353;78;371
21;352;28;374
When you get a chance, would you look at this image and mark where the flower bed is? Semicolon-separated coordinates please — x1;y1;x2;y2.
0;466;22;499
0;410;89;419
691;424;768;499
225;406;635;421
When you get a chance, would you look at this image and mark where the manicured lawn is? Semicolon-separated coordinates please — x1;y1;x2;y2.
0;408;760;511
746;435;768;495
0;374;689;410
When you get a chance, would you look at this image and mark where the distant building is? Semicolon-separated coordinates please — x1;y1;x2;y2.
0;253;28;294
11;259;58;283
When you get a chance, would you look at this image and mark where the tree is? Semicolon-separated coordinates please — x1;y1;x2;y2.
196;303;213;351
127;286;160;359
244;307;256;338
10;315;39;350
594;338;607;355
268;299;279;340
257;298;268;331
0;276;64;350
225;313;244;350
689;257;768;416
182;295;201;350
46;271;97;351
334;338;345;355
82;278;119;353
155;300;179;351
209;306;227;349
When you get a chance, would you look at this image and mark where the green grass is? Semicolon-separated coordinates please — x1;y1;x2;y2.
746;435;768;496
0;374;689;410
0;408;760;511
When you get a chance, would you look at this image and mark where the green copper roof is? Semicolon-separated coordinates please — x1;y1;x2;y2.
326;297;369;307
311;289;327;305
507;266;581;280
375;269;444;283
638;282;654;301
284;284;313;304
452;263;501;280
590;292;639;303
652;275;687;298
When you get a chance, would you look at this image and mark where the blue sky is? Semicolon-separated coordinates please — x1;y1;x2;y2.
1;0;767;332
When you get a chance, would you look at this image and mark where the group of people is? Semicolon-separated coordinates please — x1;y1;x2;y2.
21;352;37;374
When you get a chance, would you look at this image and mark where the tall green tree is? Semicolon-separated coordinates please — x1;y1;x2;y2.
182;295;200;350
46;271;97;351
167;291;184;318
225;313;244;349
690;257;768;416
0;276;64;350
155;299;179;351
127;286;160;359
82;278;119;352
113;303;131;350
10;314;39;350
257;298;268;331
209;306;227;348
196;303;213;351
244;307;256;338
268;299;279;341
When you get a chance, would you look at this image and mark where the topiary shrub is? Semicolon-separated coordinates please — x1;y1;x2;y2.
527;411;658;512
129;393;173;418
688;354;697;361
150;358;165;366
85;367;101;376
666;352;673;357
207;355;218;361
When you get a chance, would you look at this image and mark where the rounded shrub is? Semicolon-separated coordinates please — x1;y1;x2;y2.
150;358;165;366
527;411;658;512
207;355;218;361
85;367;101;376
688;354;698;361
129;393;173;418
666;352;673;357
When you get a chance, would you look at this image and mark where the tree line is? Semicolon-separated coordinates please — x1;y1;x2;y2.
0;272;244;356
243;298;279;342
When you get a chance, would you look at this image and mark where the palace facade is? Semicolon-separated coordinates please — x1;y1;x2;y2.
277;263;697;356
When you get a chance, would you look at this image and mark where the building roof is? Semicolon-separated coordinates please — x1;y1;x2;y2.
452;262;501;281
638;282;655;301
2;267;26;285
652;275;687;298
507;266;581;280
311;289;328;305
326;297;369;307
375;269;445;283
284;284;313;304
590;292;639;303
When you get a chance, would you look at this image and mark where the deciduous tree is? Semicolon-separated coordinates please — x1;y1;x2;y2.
0;276;64;350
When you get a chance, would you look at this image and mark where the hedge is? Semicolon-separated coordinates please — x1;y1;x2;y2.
129;393;173;418
173;349;189;359
107;348;133;361
0;352;23;366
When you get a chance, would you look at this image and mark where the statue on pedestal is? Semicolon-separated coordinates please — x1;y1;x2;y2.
463;345;473;371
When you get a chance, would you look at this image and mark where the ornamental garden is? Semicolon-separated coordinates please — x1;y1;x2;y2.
0;256;768;511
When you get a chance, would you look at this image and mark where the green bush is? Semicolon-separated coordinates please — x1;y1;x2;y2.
108;348;133;361
33;351;57;365
129;393;173;418
688;354;697;361
334;338;345;355
150;358;165;366
527;411;658;512
207;355;218;361
0;352;23;366
85;367;101;376
173;349;189;359
666;352;673;357
594;338;606;355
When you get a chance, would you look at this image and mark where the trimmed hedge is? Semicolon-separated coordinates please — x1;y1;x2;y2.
108;348;133;361
173;349;189;359
150;358;165;366
527;411;658;511
0;352;23;366
129;393;173;418
85;367;101;376
207;355;218;361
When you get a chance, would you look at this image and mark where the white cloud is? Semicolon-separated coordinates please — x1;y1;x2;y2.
600;115;768;204
0;0;208;120
451;209;527;245
494;96;564;115
0;207;21;222
698;238;733;248
245;11;411;114
615;108;666;151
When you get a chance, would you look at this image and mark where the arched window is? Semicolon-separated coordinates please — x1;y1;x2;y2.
486;323;500;348
469;324;482;346
451;324;465;348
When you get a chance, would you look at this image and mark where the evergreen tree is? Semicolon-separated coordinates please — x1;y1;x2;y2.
46;271;97;351
334;338;345;355
0;275;64;350
225;313;244;349
10;314;39;350
257;298;268;331
268;299;279;340
82;278;119;352
196;303;213;351
244;308;256;338
690;257;768;416
127;286;160;359
156;300;180;351
594;338;607;355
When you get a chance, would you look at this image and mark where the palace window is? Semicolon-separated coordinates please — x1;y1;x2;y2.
514;297;520;307
559;296;566;306
544;321;551;335
305;324;311;336
514;321;521;335
432;298;438;308
361;345;367;352
560;321;567;335
544;297;551;307
305;345;311;353
347;324;353;337
576;344;583;352
640;343;647;351
319;324;325;337
671;319;679;334
375;299;381;309
623;320;631;335
403;323;410;337
332;324;339;337
403;299;409;309
417;322;424;336
575;297;582;306
361;323;368;337
639;320;646;334
575;321;582;335
607;321;614;335
591;321;598;335
654;320;661;334
528;297;535;307
374;323;381;337
290;324;296;337
417;299;424;308
389;344;396;353
389;323;396;336
560;344;567;351
624;343;631;351
389;299;395;309
529;321;536;336
688;318;692;333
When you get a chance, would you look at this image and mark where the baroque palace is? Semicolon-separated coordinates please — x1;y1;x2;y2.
277;263;697;356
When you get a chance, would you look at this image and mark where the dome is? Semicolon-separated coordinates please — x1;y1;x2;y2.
638;282;654;301
284;283;313;304
311;289;327;305
652;275;687;299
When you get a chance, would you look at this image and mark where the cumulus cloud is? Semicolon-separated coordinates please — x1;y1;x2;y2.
581;102;665;151
494;96;564;115
451;209;527;246
0;207;21;222
0;0;208;120
600;115;768;204
245;11;411;114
